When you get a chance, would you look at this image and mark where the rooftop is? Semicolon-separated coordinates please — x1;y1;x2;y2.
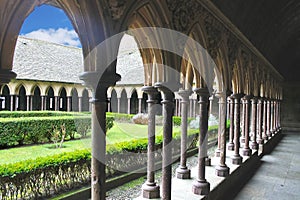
13;35;144;85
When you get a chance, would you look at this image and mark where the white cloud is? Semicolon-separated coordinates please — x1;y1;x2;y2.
22;28;80;47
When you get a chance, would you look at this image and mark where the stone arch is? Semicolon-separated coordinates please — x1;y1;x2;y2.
17;84;27;111
130;89;138;114
1;85;10;110
46;86;55;111
59;87;67;111
121;1;172;86
82;89;89;112
71;88;79;112
32;85;41;111
110;88;118;113
120;88;128;114
0;1;107;74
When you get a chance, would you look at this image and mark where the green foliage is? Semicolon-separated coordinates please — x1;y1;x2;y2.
106;116;114;131
0;112;115;148
0;116;91;148
0;150;91;178
172;116;194;126
0;111;75;118
106;112;134;122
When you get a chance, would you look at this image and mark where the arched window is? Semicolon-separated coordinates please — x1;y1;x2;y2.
110;89;118;113
120;89;127;114
82;89;89;112
130;90;138;114
18;85;27;111
1;85;10;111
46;87;55;111
71;88;79;112
32;86;41;111
59;87;67;111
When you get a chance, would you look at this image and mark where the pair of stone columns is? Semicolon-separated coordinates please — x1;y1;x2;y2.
142;86;212;198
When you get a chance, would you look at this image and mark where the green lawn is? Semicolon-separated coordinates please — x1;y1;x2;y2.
0;122;182;165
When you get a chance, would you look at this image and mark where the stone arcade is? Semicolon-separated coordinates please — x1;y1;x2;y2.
0;0;299;200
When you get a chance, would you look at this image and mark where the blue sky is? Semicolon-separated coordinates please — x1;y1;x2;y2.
20;5;80;47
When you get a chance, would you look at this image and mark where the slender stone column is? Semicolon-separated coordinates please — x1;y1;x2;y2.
270;100;274;136
10;95;14;111
41;96;45;110
192;88;210;195
78;97;83;112
228;96;235;150
26;95;31;111
175;99;178;116
257;98;264;144
266;99;271;138
127;98;131;114
262;99;268;140
274;100;278;133
189;98;193;118
209;96;213;115
215;92;230;177
155;83;175;200
278;101;281;130
117;98;121;113
250;97;258;150
107;98;111;112
54;96;59;111
15;96;18;111
138;98;142;113
193;99;197;117
80;71;121;200
231;94;243;165
67;97;72;112
242;95;252;156
272;100;276;135
240;98;246;144
141;86;160;199
176;90;192;179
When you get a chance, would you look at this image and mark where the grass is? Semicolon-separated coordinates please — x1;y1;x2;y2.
0;122;182;165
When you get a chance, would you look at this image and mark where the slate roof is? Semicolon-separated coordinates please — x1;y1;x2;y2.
13;36;144;85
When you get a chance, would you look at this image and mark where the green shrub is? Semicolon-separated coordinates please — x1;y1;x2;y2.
0;111;76;118
106;112;134;122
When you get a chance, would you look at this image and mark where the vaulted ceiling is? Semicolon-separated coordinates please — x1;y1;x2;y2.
212;0;300;81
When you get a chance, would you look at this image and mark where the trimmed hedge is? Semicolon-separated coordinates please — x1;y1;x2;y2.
0;115;114;148
0;111;76;118
0;124;220;199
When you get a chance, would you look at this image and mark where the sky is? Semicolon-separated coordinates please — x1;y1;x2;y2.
20;5;81;47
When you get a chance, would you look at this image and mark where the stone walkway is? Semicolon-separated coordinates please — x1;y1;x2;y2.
234;133;300;200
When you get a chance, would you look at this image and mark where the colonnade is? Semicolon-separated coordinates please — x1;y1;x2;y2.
0;80;91;112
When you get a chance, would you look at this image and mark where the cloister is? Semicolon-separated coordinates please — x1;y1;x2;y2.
0;0;299;200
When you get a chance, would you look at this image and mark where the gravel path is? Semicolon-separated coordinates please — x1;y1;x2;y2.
106;146;217;200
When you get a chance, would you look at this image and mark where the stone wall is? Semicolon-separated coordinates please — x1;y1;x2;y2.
281;82;300;131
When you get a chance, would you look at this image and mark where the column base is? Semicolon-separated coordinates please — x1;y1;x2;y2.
242;148;252;156
240;136;245;144
257;138;264;145
176;167;191;179
215;148;221;157
227;142;234;151
263;135;268;141
205;157;211;166
192;180;210;195
142;182;160;199
250;141;259;150
231;154;243;165
215;165;230;177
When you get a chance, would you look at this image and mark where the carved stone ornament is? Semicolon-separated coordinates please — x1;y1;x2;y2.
166;0;204;32
228;35;239;68
204;15;223;59
108;0;126;20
